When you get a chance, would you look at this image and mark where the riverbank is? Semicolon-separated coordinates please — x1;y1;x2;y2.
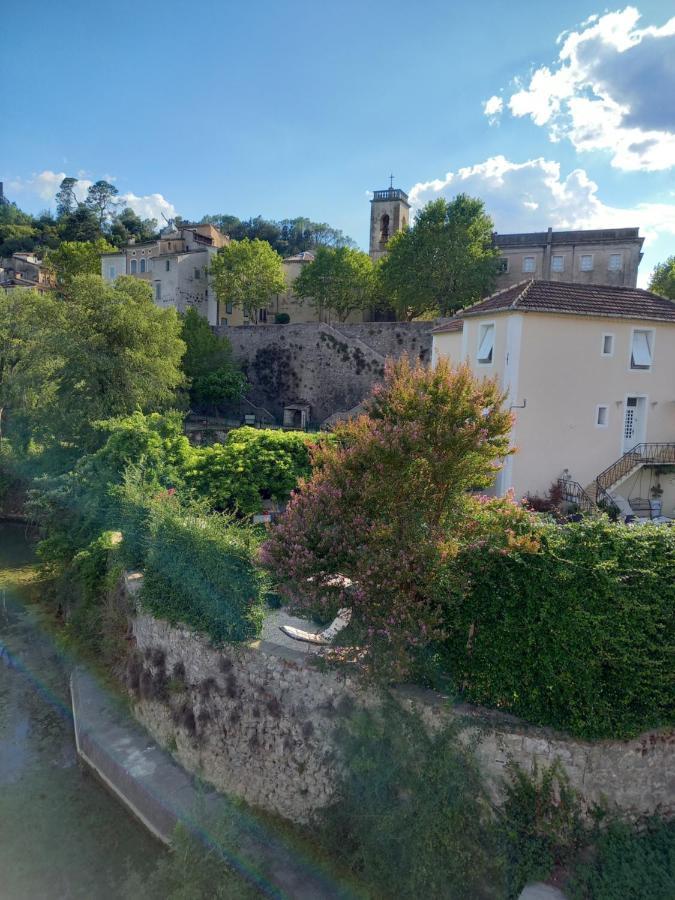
0;523;164;899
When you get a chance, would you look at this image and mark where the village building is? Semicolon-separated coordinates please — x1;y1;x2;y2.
432;280;675;518
0;252;54;293
493;227;644;289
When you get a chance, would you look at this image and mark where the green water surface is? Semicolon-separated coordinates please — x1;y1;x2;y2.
0;524;163;899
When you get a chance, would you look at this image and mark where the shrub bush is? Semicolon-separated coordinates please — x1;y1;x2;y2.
446;518;675;738
318;699;504;899
140;497;266;643
568;818;675;900
186;426;324;516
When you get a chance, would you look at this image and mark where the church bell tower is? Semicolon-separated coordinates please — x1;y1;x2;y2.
369;177;411;261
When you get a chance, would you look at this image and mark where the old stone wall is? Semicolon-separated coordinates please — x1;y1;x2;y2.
220;322;434;424
128;609;674;826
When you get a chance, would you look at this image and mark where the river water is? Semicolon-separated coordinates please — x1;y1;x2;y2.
0;523;163;899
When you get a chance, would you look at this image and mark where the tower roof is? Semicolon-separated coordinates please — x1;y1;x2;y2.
371;187;409;204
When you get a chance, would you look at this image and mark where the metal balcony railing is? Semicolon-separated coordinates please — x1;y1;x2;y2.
596;443;675;494
557;479;596;514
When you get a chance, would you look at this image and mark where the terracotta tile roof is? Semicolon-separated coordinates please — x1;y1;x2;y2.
450;280;675;324
432;317;463;334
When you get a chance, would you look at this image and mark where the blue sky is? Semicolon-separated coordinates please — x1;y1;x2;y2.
2;1;674;284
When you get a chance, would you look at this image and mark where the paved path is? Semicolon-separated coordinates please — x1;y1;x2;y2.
519;884;568;899
70;668;351;899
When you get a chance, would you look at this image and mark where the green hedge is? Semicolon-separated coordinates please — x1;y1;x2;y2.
139;499;266;644
446;519;675;738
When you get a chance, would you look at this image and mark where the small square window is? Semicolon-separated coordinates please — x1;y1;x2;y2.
596;405;609;427
225;302;233;315
601;334;614;356
551;255;564;272
477;323;495;365
609;253;623;271
522;256;535;273
580;254;593;271
497;257;509;274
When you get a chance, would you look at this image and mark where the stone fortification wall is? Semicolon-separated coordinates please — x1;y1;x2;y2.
220;322;434;424
128;608;674;827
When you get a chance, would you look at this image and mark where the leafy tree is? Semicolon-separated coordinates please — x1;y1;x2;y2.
0;288;61;441
293;246;374;321
649;255;675;299
110;207;158;246
186;426;324;515
85;180;119;228
60;204;103;243
200;214;355;257
5;275;185;452
55;177;80;218
377;194;500;319
210;238;285;322
262;356;513;673
45;239;116;292
180;308;245;409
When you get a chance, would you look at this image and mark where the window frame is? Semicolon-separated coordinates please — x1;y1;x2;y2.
497;257;509;275
608;253;623;272
551;254;564;273
130;259;137;274
476;321;496;367
595;404;609;428
580;253;594;272
601;333;615;357
522;256;536;274
629;327;655;372
154;281;161;301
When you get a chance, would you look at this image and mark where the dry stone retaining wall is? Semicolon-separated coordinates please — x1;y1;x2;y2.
127;607;674;826
221;322;434;424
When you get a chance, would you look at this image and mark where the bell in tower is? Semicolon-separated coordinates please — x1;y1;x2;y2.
368;176;411;261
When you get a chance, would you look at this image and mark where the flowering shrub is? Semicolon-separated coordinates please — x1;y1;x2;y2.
261;356;514;674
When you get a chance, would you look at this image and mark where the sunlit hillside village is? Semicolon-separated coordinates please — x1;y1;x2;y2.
2;176;673;521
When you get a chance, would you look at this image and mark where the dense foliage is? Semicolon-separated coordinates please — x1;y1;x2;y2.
180;308;246;410
446;517;675;738
210;238;286;322
45;239;116;292
138;494;267;644
199;213;354;256
186;426;323;515
649;254;675;299
262;356;514;673
293;245;375;321
377;194;500;319
4;276;185;453
319;700;503;899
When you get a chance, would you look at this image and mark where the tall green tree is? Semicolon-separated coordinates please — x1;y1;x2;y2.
649;255;675;300
377;194;500;320
3;275;185;452
293;246;374;321
110;207;158;246
85;180;119;228
0;288;61;442
45;239;116;293
210;238;285;322
55;177;80;218
60;204;103;243
180;308;245;409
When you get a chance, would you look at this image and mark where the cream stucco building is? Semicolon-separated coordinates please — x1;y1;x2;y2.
432;280;675;517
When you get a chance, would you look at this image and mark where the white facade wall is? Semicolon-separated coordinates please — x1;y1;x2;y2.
433;312;675;500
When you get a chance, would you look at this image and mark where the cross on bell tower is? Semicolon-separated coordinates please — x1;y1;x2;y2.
368;176;411;261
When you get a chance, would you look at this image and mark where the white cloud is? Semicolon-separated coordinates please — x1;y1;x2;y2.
483;95;503;123
4;170;178;224
491;6;675;171
118;192;177;225
408;155;675;285
7;170;92;203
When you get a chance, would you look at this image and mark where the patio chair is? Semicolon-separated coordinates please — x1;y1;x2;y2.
609;493;672;525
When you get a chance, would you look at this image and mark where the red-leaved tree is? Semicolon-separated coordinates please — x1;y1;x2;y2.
261;356;516;673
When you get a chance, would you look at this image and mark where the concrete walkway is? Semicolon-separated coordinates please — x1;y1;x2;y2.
70;668;351;899
519;884;568;899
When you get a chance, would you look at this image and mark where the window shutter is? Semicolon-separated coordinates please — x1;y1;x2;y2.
631;331;652;368
477;325;495;363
